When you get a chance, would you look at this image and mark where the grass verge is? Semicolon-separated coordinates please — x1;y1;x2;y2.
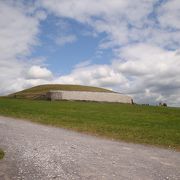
0;97;180;150
0;149;4;160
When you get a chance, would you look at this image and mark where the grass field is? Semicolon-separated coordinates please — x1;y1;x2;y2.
0;149;4;160
0;97;180;150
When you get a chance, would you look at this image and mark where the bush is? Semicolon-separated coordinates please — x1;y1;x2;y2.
159;102;167;107
0;149;4;159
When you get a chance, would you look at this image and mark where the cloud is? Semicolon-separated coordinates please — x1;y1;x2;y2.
54;64;127;88
39;0;155;45
39;0;180;49
114;44;180;98
0;1;52;94
74;60;92;68
157;0;180;30
0;1;39;59
39;0;154;23
27;66;53;79
55;34;77;46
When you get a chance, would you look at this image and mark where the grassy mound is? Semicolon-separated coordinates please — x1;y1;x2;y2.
8;84;113;99
0;149;4;160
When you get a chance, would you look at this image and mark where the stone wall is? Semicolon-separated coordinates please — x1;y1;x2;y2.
47;90;133;104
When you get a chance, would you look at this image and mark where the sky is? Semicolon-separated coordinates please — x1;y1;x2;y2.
0;0;180;106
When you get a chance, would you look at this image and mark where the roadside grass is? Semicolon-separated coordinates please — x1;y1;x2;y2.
0;97;180;150
0;149;4;160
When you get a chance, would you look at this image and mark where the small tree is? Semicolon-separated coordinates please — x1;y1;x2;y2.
159;102;167;107
162;103;167;107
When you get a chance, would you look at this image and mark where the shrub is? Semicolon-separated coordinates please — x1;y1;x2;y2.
0;149;4;159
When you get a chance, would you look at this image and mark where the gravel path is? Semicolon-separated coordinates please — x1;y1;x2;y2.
0;116;179;180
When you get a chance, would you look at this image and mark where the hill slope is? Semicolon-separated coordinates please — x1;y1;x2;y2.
8;84;113;99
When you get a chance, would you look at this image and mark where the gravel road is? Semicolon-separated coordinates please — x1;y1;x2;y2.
0;116;179;180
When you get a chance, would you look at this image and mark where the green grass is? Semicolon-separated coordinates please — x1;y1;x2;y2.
0;97;180;150
8;84;113;99
0;149;4;160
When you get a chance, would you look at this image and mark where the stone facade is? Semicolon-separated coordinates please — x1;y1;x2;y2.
47;90;133;104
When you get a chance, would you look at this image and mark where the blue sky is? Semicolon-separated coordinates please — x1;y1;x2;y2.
0;0;180;106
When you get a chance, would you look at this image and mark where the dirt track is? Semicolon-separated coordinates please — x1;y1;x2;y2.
0;116;180;180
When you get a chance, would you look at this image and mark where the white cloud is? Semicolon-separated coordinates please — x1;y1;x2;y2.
39;0;180;49
53;64;128;91
157;0;180;29
40;0;156;46
39;0;154;24
0;1;39;59
55;34;77;46
74;60;92;68
35;10;47;20
0;1;52;95
27;66;52;80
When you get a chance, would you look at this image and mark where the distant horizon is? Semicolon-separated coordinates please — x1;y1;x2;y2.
0;0;180;107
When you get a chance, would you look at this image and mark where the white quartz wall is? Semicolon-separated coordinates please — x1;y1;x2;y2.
49;91;132;104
